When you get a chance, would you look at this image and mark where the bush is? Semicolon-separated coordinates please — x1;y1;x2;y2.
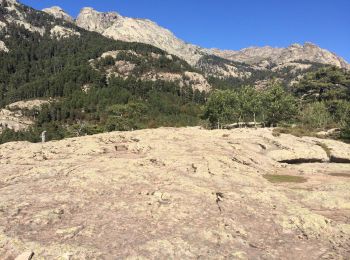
300;102;333;129
341;111;350;141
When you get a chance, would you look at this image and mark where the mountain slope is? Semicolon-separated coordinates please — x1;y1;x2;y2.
45;5;350;71
75;7;203;66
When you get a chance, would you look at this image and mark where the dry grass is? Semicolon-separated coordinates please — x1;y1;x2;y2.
272;127;318;138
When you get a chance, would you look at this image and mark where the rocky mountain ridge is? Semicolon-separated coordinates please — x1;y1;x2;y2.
75;7;203;66
209;43;350;69
42;5;350;70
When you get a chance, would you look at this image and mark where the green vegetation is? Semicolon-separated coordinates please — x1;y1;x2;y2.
263;174;307;183
340;110;350;142
203;83;297;128
294;67;350;140
293;66;350;102
204;66;350;142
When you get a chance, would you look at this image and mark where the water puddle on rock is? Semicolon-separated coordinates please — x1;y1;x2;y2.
263;174;307;183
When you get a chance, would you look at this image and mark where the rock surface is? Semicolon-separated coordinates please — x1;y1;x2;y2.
76;7;203;65
14;251;34;260
0;127;349;259
50;25;80;39
7;99;50;111
0;108;33;131
209;43;350;70
0;100;49;132
42;6;74;23
0;40;8;52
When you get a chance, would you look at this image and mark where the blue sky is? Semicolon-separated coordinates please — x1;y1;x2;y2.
21;0;350;62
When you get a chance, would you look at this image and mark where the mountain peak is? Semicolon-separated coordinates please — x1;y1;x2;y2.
43;6;74;23
288;43;302;48
80;7;97;13
304;42;318;47
76;7;121;34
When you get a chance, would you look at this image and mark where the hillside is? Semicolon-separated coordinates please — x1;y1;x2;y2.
0;0;210;137
1;127;350;259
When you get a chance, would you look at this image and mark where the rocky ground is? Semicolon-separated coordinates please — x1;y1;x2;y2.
0;127;349;259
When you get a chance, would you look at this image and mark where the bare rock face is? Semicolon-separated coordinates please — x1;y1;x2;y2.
76;7;203;65
0;40;9;52
0;108;33;131
76;7;120;33
209;43;350;70
7;99;50;110
50;25;80;39
42;6;74;23
0;100;49;132
0;127;350;258
0;20;6;31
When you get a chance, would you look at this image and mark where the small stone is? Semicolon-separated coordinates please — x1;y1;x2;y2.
15;251;34;260
115;145;128;152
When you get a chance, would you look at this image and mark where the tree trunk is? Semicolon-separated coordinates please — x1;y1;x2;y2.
254;113;256;128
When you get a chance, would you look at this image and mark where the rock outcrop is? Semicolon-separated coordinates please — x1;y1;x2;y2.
50;25;80;39
0;20;6;31
0;108;33;131
0;100;49;132
209;43;350;70
42;6;74;23
0;40;9;52
7;99;50;111
76;7;203;65
0;127;349;258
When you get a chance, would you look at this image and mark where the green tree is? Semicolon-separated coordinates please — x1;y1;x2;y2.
262;83;298;126
238;86;262;124
203;90;240;128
